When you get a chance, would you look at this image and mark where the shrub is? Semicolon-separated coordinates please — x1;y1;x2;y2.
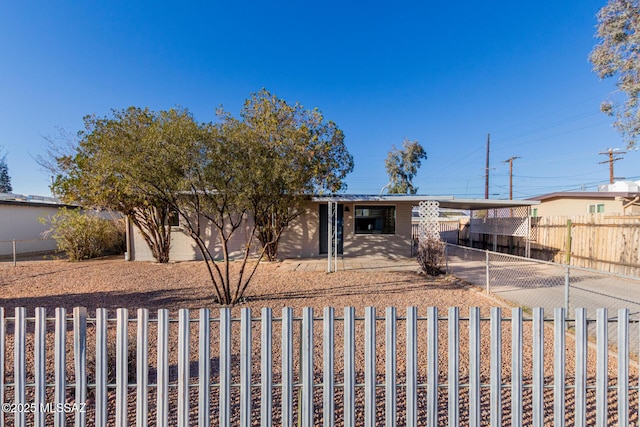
416;236;445;276
41;208;125;261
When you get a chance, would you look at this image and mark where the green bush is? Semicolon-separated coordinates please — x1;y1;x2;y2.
41;208;125;261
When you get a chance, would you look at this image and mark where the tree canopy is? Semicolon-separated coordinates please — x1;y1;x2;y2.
384;139;427;194
590;0;640;148
0;147;12;193
44;90;353;304
237;89;354;260
46;108;186;263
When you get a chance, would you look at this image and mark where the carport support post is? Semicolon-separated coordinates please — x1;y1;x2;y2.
12;240;16;267
492;209;498;252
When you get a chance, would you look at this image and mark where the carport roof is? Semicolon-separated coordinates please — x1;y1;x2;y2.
312;195;539;211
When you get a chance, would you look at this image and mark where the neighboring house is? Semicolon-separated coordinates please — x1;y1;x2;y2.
527;191;640;217
129;195;537;262
0;193;77;257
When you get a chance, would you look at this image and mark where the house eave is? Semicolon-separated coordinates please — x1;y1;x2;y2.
311;194;539;210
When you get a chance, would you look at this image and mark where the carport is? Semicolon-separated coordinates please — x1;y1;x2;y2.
319;195;539;273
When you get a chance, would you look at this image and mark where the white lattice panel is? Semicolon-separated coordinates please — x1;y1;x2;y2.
418;200;440;241
470;207;530;237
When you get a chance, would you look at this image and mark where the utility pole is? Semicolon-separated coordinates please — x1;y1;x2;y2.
485;133;490;199
502;156;521;200
599;148;627;184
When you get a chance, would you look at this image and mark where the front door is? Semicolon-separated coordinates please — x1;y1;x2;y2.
319;204;344;254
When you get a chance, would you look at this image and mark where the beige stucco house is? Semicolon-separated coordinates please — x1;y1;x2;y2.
129;195;538;262
526;191;640;217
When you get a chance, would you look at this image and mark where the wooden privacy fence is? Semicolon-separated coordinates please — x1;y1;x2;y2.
532;215;639;276
2;306;639;427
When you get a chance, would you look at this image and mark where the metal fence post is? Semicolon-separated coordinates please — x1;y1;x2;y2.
564;266;570;312
12;239;16;267
485;250;490;294
444;243;449;274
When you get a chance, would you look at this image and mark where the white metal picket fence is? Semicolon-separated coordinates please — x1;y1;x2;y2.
2;306;639;427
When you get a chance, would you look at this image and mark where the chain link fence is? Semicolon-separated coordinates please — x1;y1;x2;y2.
445;243;640;352
0;238;59;265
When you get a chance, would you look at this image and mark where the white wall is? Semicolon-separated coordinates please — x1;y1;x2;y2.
0;204;62;256
131;214;258;262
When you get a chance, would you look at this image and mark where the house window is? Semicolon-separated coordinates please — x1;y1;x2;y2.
354;206;395;234
532;208;538;218
168;209;180;227
588;204;605;214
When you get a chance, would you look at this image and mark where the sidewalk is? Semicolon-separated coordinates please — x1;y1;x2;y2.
278;256;421;273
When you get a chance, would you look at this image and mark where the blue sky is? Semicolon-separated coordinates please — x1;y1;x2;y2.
1;0;637;199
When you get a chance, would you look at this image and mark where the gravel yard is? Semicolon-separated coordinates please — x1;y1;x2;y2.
0;256;491;315
0;257;636;426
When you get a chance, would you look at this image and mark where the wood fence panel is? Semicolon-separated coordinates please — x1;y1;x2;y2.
530;215;640;275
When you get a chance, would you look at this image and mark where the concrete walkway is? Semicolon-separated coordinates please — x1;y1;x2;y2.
278;256;421;273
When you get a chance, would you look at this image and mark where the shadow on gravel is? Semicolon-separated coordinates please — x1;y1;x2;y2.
0;288;218;316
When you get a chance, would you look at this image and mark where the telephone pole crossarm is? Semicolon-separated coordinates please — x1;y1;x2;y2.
598;149;627;184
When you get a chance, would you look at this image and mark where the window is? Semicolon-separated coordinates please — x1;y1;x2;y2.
354;205;395;234
168;209;180;227
532;208;538;218
588;204;605;214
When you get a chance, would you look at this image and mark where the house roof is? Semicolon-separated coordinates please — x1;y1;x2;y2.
312;194;539;211
0;193;78;209
527;191;640;202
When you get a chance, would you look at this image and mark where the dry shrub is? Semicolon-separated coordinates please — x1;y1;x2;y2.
41;208;125;261
416;236;445;276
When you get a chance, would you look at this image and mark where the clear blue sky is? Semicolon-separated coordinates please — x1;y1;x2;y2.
1;0;637;199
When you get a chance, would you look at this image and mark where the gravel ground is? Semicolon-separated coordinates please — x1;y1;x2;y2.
0;257;637;426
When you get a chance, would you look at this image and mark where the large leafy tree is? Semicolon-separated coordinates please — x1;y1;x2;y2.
46;108;175;263
590;0;640;148
384;139;427;194
238;89;354;261
0;146;12;193
44;91;353;305
129;110;271;305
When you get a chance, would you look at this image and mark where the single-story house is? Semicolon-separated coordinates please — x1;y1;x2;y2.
0;193;77;257
128;195;538;262
526;191;640;217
